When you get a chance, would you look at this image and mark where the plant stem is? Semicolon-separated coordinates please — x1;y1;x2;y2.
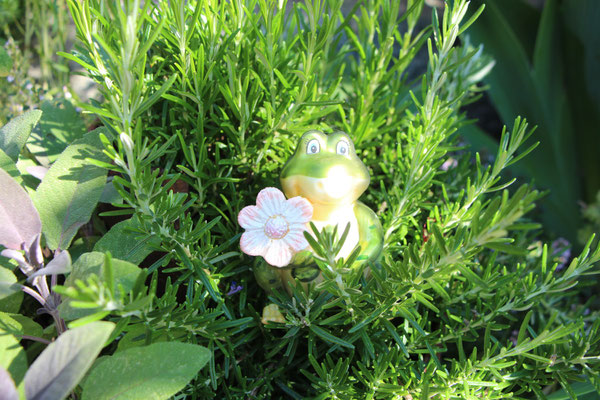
19;335;51;345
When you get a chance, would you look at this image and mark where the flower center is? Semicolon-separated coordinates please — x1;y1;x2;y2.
264;215;289;239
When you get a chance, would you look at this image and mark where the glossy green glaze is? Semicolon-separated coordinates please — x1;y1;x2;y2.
254;130;383;293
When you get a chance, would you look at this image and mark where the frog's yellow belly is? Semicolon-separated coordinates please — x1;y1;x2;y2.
310;209;360;260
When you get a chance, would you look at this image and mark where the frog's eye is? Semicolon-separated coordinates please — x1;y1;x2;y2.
306;139;320;154
336;140;349;156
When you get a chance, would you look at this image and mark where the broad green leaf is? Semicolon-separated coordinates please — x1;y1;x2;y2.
116;324;187;352
468;0;580;242
59;252;142;320
0;168;42;250
547;380;599;400
98;179;123;204
3;313;43;338
0;324;27;389
32;130;108;250
81;342;211;400
563;0;600;201
0;148;21;182
0;110;42;161
0;312;43;340
0;46;12;77
93;219;155;264
27;101;87;166
38;100;87;144
0;265;23;313
24;321;115;400
0;365;18;400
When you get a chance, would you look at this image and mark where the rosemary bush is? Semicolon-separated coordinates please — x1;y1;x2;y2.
1;0;599;398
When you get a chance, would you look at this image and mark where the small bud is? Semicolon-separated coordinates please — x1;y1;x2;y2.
120;132;134;153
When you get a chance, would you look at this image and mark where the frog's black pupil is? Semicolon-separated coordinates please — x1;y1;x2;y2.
340;147;346;154
311;145;317;153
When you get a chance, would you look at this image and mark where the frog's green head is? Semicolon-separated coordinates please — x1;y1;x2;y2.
280;130;369;205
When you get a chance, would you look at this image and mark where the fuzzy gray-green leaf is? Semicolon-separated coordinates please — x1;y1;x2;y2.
32;129;108;250
24;321;114;400
0;110;42;162
81;342;211;400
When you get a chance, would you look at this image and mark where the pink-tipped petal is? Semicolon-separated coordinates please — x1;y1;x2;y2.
283;229;309;252
256;187;286;215
283;196;313;224
263;240;293;267
240;230;270;256
238;205;267;230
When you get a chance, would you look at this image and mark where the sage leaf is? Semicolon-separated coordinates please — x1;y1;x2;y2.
0;110;42;162
32;129;108;250
59;252;141;320
0;312;43;338
0;325;27;389
93;219;155;264
0;168;42;250
0;148;21;182
81;342;211;400
0;266;23;313
24;321;114;400
27;101;87;166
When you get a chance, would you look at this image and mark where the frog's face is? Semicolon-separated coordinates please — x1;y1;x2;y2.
280;130;369;205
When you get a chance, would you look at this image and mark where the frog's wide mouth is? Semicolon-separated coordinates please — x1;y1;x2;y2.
281;167;369;205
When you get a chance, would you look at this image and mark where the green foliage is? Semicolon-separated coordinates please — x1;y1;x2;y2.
0;267;23;312
0;0;598;398
32;129;109;250
0;46;13;77
463;0;600;245
0;109;42;161
0;109;210;399
81;342;211;400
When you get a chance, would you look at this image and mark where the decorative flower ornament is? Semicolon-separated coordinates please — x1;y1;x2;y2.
238;187;313;267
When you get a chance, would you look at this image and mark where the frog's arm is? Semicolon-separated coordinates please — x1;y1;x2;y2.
354;201;383;264
253;259;283;292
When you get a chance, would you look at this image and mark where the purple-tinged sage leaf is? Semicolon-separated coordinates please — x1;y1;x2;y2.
0;110;42;162
24;321;114;400
32;129;109;250
0;168;42;250
0;364;19;400
27;250;71;281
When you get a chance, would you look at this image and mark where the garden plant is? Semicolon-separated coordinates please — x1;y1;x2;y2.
0;0;599;399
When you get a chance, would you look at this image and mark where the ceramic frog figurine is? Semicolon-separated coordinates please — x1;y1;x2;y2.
254;130;383;292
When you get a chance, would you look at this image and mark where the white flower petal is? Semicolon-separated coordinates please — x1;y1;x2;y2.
240;230;270;256
257;187;286;215
283;229;309;252
283;196;313;224
263;239;293;267
238;205;267;230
